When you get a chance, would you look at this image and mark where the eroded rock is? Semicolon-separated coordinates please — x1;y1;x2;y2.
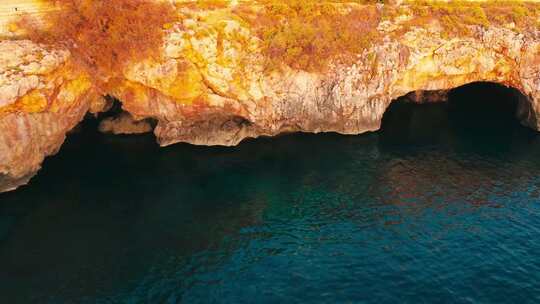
0;40;96;191
98;112;154;135
114;19;540;147
3;2;540;192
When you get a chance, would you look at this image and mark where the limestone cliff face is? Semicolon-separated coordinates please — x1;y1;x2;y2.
111;3;540;146
2;1;540;191
0;40;97;191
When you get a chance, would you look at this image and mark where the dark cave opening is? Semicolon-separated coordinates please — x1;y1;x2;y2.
71;95;122;134
380;82;534;146
447;82;524;131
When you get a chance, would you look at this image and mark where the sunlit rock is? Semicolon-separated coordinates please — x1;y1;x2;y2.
2;1;540;191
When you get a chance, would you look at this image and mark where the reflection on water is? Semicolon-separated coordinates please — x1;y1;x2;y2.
1;83;540;303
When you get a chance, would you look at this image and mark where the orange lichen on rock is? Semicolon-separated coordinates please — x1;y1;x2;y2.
13;90;48;113
17;0;176;91
123;58;206;103
0;61;95;117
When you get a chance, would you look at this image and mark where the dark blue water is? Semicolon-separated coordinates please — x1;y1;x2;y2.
1;83;540;303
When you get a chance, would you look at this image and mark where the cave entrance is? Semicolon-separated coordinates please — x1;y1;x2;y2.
380;82;534;147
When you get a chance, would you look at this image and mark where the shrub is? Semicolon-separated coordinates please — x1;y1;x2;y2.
18;0;176;92
238;1;381;72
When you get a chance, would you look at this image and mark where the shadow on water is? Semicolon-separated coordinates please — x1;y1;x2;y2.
380;82;538;154
0;82;540;303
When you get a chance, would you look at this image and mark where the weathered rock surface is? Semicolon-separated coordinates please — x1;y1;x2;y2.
98;112;154;135
0;40;97;191
110;4;540;147
2;1;540;192
0;102;89;192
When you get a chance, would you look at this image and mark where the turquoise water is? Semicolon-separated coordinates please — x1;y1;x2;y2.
1;83;540;303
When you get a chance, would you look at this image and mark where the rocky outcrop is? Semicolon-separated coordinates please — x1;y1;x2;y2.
98;112;154;135
0;40;97;191
0;103;89;192
110;4;540;146
2;1;540;191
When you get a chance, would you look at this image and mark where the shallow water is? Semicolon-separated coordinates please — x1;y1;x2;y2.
1;84;540;303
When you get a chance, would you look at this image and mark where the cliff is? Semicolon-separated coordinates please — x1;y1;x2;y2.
2;0;540;192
